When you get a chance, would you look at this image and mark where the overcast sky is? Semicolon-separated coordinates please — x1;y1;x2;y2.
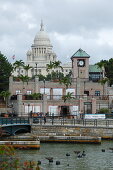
0;0;113;64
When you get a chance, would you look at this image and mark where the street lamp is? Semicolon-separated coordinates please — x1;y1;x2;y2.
43;79;45;94
28;103;30;117
35;62;38;75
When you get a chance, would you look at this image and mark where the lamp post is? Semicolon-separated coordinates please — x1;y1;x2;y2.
28;103;30;117
35;62;38;76
43;79;45;94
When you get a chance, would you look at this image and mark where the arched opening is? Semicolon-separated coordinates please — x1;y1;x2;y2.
14;128;30;135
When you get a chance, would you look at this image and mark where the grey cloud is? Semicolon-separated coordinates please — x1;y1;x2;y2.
0;0;113;64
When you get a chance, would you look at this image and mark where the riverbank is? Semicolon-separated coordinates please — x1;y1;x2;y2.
39;136;101;144
31;124;113;139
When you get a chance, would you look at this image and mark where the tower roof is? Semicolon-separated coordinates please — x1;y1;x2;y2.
71;48;90;59
89;65;102;72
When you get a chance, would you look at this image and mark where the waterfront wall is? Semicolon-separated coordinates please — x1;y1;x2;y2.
31;125;113;139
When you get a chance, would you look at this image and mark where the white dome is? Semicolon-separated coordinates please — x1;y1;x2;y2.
34;22;52;46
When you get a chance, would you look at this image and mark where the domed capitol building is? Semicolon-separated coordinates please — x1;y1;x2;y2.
15;21;71;77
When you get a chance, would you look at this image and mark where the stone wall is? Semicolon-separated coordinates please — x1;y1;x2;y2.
31;125;113;139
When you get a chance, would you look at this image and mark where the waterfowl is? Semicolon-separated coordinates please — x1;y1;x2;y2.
45;157;53;163
82;151;86;156
74;151;81;154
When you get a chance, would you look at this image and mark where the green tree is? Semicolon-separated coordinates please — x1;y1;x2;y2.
18;75;30;84
46;60;63;72
31;93;42;100
0;91;11;107
99;108;109;114
37;74;46;81
23;64;32;76
59;76;72;89
13;60;24;76
95;59;113;86
62;92;74;102
46;61;54;72
53;60;63;71
99;78;108;95
0;53;13;92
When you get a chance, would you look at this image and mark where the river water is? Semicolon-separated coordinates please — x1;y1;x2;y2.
16;141;113;170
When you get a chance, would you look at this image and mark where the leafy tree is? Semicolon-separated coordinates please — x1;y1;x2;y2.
0;91;11;107
99;78;108;95
23;64;32;76
59;76;72;89
37;74;46;81
46;73;52;81
51;71;58;80
13;60;24;75
95;59;113;86
99;108;109;114
53;60;63;71
96;60;107;70
46;60;63;81
0;143;41;169
18;75;30;84
31;93;42;100
0;53;13;92
62;92;74;102
46;60;63;72
46;61;54;72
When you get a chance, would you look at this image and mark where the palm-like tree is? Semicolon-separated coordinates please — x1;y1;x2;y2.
99;78;108;95
0;91;11;107
18;75;30;94
46;61;54;72
96;60;107;79
53;60;63;71
46;61;63;80
59;76;72;89
18;75;30;84
46;60;63;72
31;93;42;100
62;92;74;102
23;64;32;76
13;60;24;76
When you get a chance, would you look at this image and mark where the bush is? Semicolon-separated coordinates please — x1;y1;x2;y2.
99;108;110;114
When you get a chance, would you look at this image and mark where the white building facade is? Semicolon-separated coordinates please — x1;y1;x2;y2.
14;21;71;77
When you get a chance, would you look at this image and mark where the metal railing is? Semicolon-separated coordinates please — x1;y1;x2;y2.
32;116;113;127
47;95;110;100
0;117;30;125
1;115;113;127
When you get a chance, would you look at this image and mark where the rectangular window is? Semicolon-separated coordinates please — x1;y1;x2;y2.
95;91;100;96
16;90;21;94
53;88;62;99
26;90;32;95
49;106;58;116
66;88;75;95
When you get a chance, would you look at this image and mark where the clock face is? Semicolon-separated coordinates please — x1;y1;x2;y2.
78;59;85;67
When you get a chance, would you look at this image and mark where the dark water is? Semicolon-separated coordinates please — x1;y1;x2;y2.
16;141;113;170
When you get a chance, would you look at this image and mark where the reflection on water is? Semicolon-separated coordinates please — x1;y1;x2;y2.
16;141;113;170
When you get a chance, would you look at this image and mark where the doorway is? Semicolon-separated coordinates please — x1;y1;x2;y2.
84;103;92;114
60;106;70;116
84;91;89;96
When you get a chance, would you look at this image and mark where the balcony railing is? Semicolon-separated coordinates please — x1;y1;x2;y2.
10;94;110;101
47;95;110;100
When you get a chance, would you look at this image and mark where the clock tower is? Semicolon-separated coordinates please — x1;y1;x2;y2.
71;48;90;79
